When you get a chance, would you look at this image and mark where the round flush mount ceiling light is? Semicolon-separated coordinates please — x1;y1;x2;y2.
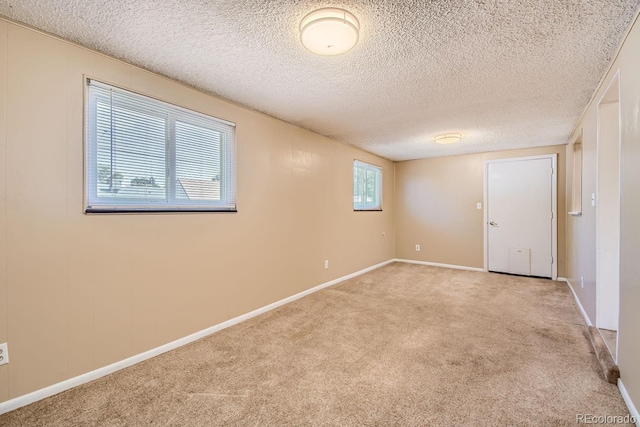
434;133;462;145
300;8;360;56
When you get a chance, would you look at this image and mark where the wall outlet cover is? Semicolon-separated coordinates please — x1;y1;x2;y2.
0;343;8;365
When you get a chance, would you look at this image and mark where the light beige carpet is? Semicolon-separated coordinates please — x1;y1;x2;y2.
0;263;632;426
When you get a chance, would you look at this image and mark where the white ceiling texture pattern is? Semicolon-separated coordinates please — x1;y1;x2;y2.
1;0;638;160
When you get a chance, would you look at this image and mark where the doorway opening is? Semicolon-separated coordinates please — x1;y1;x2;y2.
596;72;621;361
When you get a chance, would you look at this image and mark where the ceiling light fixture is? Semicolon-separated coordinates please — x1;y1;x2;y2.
434;133;462;145
300;8;360;56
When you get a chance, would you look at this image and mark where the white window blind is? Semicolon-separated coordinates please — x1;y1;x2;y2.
85;79;236;212
353;160;382;211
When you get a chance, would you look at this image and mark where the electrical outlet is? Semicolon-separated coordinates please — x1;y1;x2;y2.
415;244;421;252
0;343;8;366
324;260;329;269
476;202;482;210
581;277;584;288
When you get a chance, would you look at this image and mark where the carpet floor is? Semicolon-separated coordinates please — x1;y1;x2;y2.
0;263;632;426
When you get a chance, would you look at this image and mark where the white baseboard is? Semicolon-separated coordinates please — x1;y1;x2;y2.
619;379;640;426
0;258;394;416
563;279;638;425
560;277;593;327
393;258;485;272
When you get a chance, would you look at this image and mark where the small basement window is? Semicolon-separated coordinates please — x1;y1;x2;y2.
353;160;382;211
85;79;236;213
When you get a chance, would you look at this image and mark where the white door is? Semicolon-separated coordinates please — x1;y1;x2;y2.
487;157;555;278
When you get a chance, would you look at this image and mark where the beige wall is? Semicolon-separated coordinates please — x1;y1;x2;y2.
0;19;395;403
395;146;566;275
566;12;640;410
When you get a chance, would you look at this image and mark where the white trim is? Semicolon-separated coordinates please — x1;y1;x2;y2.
0;259;394;416
483;160;488;270
551;155;558;281
618;379;640;426
569;130;584;214
595;70;622;335
394;258;485;272
483;154;558;280
560;277;593;327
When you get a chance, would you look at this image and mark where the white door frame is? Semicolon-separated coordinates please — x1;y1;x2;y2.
595;70;621;343
483;154;558;280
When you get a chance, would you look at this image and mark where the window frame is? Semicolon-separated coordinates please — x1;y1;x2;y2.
84;78;237;213
353;160;383;211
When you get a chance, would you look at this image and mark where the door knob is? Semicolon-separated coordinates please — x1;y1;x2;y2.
489;221;498;226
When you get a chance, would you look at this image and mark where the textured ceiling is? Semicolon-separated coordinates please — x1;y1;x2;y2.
1;1;639;161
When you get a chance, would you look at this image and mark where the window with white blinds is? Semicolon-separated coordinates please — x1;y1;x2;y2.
85;79;236;212
353;160;382;211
